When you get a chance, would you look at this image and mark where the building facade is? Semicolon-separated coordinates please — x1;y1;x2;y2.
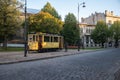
79;10;120;47
79;23;95;47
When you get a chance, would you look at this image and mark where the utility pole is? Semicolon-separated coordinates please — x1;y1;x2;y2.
78;2;85;50
24;0;27;57
78;2;85;25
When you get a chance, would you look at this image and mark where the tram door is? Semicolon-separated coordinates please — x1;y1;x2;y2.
28;34;38;50
38;35;42;50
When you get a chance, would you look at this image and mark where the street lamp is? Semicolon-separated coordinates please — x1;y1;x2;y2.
78;2;85;25
78;2;85;49
24;0;27;57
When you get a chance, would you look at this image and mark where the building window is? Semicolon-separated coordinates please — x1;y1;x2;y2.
108;20;112;24
86;28;89;33
80;28;83;33
89;28;91;33
108;20;112;27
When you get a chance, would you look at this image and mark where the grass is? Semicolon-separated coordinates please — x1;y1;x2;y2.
0;47;104;52
0;47;24;52
69;47;104;50
83;47;104;50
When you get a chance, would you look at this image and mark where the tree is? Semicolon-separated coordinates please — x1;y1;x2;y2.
62;13;80;45
91;21;108;47
109;21;120;48
0;0;21;49
28;11;63;34
41;2;61;19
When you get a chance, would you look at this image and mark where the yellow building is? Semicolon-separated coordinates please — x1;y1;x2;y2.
105;10;120;27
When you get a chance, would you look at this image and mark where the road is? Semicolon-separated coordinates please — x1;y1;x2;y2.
0;48;120;80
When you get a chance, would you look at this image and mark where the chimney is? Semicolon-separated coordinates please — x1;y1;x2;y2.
111;11;113;16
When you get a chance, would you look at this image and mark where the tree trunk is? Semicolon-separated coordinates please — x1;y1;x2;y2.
101;43;104;48
115;39;119;48
3;35;7;50
3;13;8;50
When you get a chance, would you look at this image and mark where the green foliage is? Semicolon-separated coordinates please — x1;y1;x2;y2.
109;21;120;47
41;2;61;19
28;2;63;34
110;21;120;39
62;13;79;45
91;21;108;47
0;35;4;43
91;29;98;43
0;0;22;48
28;11;63;34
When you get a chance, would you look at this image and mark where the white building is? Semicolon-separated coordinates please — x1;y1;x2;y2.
79;23;95;47
79;10;120;47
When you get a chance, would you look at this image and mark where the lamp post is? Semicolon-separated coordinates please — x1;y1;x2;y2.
78;2;85;25
78;2;85;49
24;0;27;57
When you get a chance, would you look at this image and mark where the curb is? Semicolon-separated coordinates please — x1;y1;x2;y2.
0;50;99;65
0;51;80;65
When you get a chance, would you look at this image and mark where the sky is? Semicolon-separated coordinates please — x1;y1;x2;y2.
25;0;120;21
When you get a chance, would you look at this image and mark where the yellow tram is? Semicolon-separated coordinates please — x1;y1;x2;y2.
28;32;64;52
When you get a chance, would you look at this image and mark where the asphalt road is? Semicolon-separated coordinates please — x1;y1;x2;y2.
0;48;120;80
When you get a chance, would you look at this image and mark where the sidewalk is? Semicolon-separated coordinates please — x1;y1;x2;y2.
0;49;93;65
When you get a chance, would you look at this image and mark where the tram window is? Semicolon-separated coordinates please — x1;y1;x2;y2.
36;36;38;41
51;36;53;42
39;35;42;42
29;38;32;41
54;37;58;42
33;35;35;41
44;36;49;42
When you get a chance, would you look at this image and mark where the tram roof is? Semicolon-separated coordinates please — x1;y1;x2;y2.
28;32;62;36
